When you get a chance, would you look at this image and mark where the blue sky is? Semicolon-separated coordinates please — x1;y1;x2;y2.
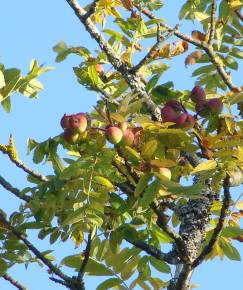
0;1;242;289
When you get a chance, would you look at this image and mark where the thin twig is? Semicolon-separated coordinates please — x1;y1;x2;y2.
192;177;231;268
83;0;99;20
0;143;48;182
124;237;178;264
135;4;241;92
2;274;27;290
0;215;75;287
78;232;92;280
131;24;179;73
235;9;243;22
49;277;69;288
0;175;31;202
65;0;162;121
208;0;217;45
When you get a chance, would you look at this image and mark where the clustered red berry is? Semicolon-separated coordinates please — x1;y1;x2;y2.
60;112;88;144
190;85;223;117
161;100;195;128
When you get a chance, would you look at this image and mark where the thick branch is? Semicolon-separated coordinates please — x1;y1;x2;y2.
136;5;241;92
0;175;31;202
192;177;231;268
208;0;217;45
125;237;178;264
168;264;193;290
2;274;27;290
65;0;162;121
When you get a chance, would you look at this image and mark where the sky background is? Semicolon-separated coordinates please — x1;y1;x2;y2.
0;1;242;289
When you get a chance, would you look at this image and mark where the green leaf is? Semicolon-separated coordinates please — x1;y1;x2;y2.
139;179;161;207
0;70;5;89
88;65;99;86
191;160;217;175
229;47;243;59
85;258;114;276
220;238;241;261
109;230;122;254
224;55;238;70
134;173;153;197
97;278;122;290
146;74;162;94
192;65;214;77
61;208;85;226
221;227;243;238
149;256;171;273
60;161;84;180
141;140;158;160
0;259;8;276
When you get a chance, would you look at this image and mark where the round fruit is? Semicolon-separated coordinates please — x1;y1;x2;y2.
60;114;71;129
63;129;79;144
176;113;195;128
122;129;134;146
69;113;87;133
105;125;123;144
190;86;206;103
161;106;178;122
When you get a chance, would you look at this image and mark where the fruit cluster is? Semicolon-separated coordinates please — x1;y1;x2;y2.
161;100;195;128
190;86;223;117
61;113;88;144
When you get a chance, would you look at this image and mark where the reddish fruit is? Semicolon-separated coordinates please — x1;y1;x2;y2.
63;129;79;144
165;100;184;112
69;113;87;133
190;86;206;103
205;98;223;115
122;129;135;146
105;125;123;144
60;114;71;129
182;41;189;51
95;63;104;75
161;106;177;122
176;113;195;128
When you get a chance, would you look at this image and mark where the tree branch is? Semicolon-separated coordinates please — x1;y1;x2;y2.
150;202;187;262
125;237;178;264
77;232;92;281
65;0;162;121
135;4;241;92
208;0;217;45
130;24;179;74
2;274;27;290
0;215;76;288
235;9;243;22
0;141;48;182
0;175;31;202
192;177;231;268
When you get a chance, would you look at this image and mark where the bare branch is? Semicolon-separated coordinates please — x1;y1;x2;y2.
135;4;241;92
208;0;217;45
65;0;162;121
0;140;48;182
2;274;27;290
0;175;31;202
77;232;92;280
125;237;178;264
192;177;231;268
235;9;243;22
131;24;179;74
49;277;69;288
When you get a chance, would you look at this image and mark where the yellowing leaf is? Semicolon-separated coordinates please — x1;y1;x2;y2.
192;160;217;175
236;201;243;210
142;140;158;159
194;12;210;21
150;159;177;168
93;176;114;188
